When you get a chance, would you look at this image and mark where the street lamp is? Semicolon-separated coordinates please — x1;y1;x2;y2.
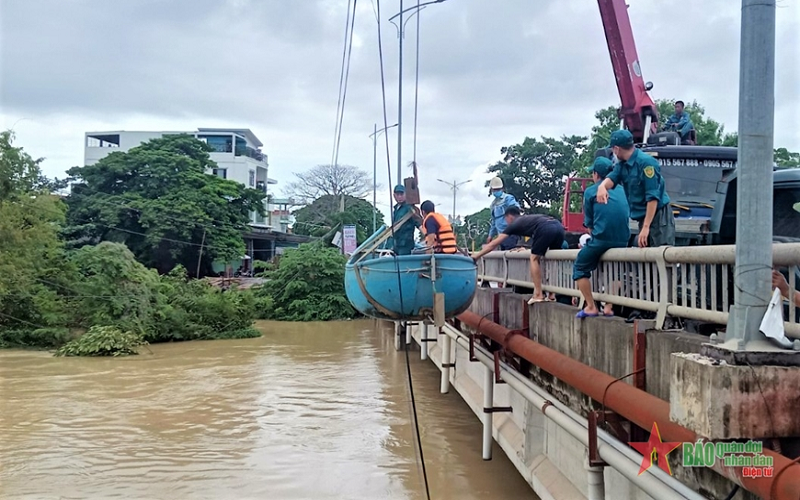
369;123;398;233
437;178;471;222
388;0;450;191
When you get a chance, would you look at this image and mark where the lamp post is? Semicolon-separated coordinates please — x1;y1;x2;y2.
370;122;398;233
437;178;471;222
388;0;450;188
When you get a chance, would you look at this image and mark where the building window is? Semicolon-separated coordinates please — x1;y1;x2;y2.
212;168;227;179
249;170;255;187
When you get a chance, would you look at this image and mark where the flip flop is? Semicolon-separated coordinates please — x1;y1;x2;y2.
576;309;600;319
528;297;548;305
603;311;615;317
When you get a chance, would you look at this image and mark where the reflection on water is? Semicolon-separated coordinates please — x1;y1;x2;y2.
0;320;535;499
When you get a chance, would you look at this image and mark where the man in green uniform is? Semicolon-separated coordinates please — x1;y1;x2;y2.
574;157;630;318
595;130;675;247
389;184;421;255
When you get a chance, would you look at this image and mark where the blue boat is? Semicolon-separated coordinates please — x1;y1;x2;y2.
344;224;478;321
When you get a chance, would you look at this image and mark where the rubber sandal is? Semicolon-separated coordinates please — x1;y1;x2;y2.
576;309;600;319
528;297;548;305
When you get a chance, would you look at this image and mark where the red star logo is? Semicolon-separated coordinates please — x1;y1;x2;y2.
629;423;682;476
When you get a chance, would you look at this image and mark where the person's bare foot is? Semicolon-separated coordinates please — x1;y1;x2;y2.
603;304;614;316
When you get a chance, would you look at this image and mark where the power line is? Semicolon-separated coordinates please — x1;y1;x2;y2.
331;0;354;168
332;0;359;171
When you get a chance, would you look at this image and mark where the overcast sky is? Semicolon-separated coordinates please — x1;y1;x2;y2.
2;0;798;219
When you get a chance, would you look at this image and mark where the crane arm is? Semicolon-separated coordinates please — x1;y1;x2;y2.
597;0;658;142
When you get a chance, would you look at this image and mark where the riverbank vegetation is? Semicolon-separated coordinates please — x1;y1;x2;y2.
0;132;261;355
253;243;356;322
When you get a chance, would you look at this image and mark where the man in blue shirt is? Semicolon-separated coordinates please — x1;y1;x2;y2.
388;184;421;255
662;100;694;143
487;177;521;250
596;130;675;247
574;157;630;318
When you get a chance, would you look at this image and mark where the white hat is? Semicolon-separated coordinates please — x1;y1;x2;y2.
489;177;504;189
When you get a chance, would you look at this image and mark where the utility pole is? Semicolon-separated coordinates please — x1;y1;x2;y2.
389;0;450;186
370;122;398;233
397;0;404;187
437;178;471;222
724;0;776;350
196;228;207;279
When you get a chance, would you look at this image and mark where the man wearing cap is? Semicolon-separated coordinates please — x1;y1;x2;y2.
662;100;695;143
574;157;630;318
389;184;421;255
487;177;521;250
596;129;675;248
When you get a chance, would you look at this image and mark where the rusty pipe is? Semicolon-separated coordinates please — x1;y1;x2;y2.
457;310;800;500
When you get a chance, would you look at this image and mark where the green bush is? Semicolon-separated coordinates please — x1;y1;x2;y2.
0;327;73;349
54;326;147;357
254;242;357;321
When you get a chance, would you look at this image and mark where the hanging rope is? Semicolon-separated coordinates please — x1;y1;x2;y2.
376;1;430;498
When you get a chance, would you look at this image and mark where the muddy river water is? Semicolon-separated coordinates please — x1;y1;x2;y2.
0;320;536;499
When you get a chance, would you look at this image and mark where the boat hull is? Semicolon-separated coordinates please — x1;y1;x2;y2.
345;254;477;321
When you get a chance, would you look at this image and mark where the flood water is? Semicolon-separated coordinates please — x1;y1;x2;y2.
0;320;536;499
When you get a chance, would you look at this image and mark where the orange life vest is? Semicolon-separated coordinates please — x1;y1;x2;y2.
422;212;458;254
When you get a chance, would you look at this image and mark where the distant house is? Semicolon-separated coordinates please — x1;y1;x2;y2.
84;128;276;227
83;128;311;272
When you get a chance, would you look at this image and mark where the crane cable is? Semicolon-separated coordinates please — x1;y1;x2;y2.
376;0;431;498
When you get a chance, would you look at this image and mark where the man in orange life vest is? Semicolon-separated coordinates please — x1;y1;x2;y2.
420;200;458;254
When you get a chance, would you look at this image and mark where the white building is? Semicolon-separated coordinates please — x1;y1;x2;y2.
83;128;277;227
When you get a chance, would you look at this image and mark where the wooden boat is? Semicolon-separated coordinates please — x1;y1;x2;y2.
344;217;477;321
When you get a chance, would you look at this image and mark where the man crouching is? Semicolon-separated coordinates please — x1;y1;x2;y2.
574;157;630;319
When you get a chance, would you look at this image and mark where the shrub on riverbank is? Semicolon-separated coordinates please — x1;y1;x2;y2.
54;326;147;357
253;243;357;321
0;242;261;351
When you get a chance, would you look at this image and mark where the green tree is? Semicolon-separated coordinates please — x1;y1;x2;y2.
64;135;266;274
774;147;800;168
254;243;355;321
0;131;74;335
487;135;586;217
461;208;491;250
293;194;384;243
655;99;737;146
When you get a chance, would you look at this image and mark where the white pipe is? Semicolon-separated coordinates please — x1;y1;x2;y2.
482;365;494;460
441;324;703;500
394;321;402;351
586;458;605;500
406;323;412;345
440;331;451;394
420;323;428;361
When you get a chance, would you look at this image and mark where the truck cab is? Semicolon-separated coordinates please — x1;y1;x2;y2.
562;145;800;247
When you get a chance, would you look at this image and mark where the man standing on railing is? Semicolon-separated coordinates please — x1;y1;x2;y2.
487;177;522;250
471;206;565;304
388;184;422;255
574;157;630;319
595;130;675;248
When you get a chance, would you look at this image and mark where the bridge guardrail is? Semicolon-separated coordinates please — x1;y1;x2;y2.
477;243;800;339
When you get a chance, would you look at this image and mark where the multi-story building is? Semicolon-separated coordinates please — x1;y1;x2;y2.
84;128;277;227
83;128;311;272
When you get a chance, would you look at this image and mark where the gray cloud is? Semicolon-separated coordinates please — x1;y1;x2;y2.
1;0;798;219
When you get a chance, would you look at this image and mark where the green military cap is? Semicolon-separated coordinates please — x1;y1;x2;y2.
608;129;634;148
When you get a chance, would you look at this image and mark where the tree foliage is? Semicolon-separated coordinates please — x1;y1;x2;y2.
54;326;147;357
293;194;384;243
460;208;491;250
284;164;375;205
64;134;266;274
487;135;586;217
253;243;356;321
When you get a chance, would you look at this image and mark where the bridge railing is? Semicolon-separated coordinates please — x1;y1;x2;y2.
477;243;800;339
